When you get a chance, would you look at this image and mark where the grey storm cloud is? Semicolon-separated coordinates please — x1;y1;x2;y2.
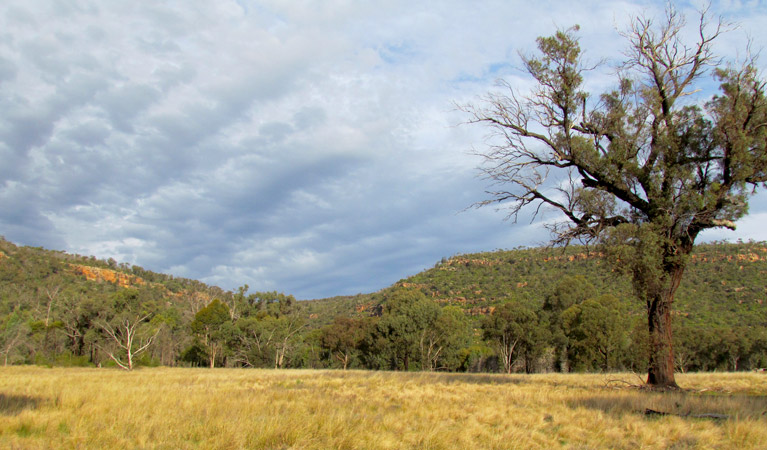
1;0;766;298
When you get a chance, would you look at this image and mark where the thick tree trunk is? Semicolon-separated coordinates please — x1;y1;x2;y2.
646;296;676;387
645;263;686;389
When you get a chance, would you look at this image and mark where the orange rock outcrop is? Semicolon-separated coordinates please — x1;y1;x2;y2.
444;258;501;267
691;250;767;263
70;264;146;288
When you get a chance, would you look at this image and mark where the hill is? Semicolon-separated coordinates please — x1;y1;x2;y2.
0;237;227;366
1;237;765;372
300;241;767;327
388;242;767;327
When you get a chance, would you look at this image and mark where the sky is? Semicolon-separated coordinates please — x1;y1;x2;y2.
1;1;766;299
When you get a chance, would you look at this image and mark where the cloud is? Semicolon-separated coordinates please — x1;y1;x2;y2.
1;0;766;299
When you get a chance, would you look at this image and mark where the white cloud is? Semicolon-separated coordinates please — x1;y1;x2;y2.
1;0;766;298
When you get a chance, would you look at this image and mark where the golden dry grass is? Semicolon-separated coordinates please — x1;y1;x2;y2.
0;367;765;449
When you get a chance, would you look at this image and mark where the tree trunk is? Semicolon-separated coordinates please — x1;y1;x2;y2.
556;345;569;373
645;264;685;389
646;298;676;387
275;348;285;369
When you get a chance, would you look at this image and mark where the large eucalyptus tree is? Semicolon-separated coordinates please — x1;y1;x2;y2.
463;8;767;387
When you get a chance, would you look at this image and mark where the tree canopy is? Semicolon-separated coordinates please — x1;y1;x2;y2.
463;7;767;387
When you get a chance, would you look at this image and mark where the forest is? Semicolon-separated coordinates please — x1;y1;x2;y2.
1;236;765;373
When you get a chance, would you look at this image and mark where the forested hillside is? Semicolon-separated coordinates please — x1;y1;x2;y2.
1;237;765;373
385;242;767;372
0;237;229;367
398;242;767;326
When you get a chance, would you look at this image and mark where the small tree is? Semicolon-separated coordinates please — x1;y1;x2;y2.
419;305;471;371
374;288;441;371
97;289;159;371
0;309;28;366
562;294;629;371
235;310;305;369
270;314;306;369
543;275;595;372
481;301;544;374
191;299;231;368
464;7;767;388
320;316;367;370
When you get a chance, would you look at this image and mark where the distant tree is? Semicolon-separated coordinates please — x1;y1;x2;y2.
419;305;471;371
543;275;595;372
96;289;160;371
481;301;544;374
0;309;28;366
235;313;305;369
372;288;441;371
150;305;184;366
293;328;324;369
59;291;101;362
747;329;767;370
179;341;208;367
320;316;368;370
270;314;306;369
720;327;753;371
544;276;595;314
626;316;650;373
672;318;699;373
562;294;628;371
234;316;272;368
249;291;296;317
464;7;767;387
226;284;256;321
456;344;496;373
190;299;231;368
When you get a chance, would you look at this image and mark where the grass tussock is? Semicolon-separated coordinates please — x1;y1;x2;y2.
0;367;765;449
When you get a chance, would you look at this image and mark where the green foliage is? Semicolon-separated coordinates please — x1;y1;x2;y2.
544;275;595;314
426;306;472;371
53;353;93;367
370;288;437;371
96;289;162;370
191;300;230;335
319;316;368;370
1;236;766;374
482;300;549;373
191;299;232;368
362;288;471;371
562;294;630;371
465;8;767;386
179;342;208;367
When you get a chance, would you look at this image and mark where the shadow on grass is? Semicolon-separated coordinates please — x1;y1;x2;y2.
0;393;43;416
567;392;767;421
315;369;529;385
429;372;529;386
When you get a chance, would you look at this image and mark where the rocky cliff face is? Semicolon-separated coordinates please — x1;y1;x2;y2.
690;249;767;262
70;264;146;289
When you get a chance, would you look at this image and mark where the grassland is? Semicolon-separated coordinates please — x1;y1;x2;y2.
1;367;766;449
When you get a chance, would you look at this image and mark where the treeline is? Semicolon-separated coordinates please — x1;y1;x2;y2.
311;278;767;373
1;237;766;372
